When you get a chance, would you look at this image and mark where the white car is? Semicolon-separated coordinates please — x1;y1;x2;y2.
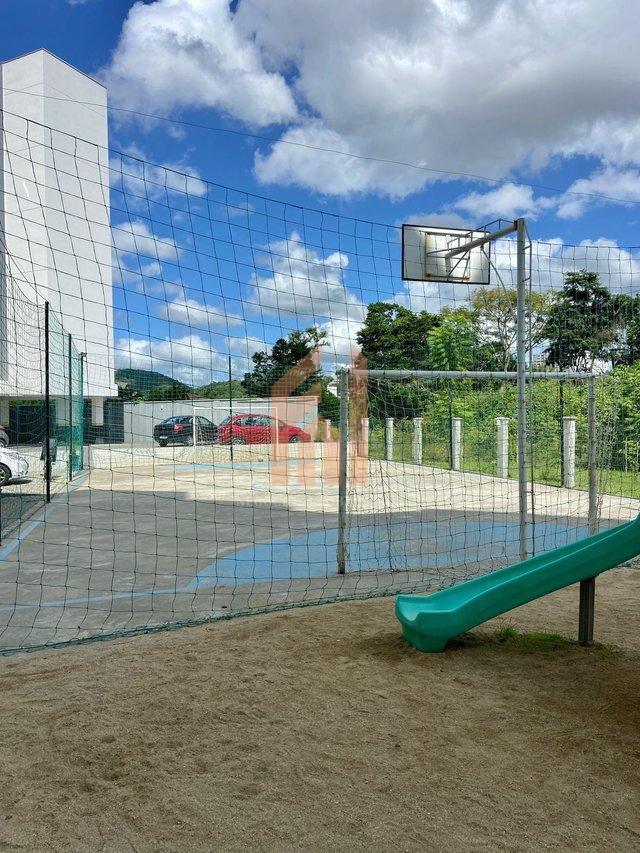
0;449;29;486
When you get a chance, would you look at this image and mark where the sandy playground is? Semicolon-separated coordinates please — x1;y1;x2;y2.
0;565;639;851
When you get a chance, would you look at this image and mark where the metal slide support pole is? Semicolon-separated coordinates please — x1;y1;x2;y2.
336;369;349;575
516;219;528;562
68;333;73;482
580;375;598;646
44;302;51;503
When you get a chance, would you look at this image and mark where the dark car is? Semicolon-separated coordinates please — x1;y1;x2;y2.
153;415;217;447
216;414;312;445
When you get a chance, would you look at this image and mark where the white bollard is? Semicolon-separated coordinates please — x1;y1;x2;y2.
451;417;462;471
562;416;576;488
359;417;370;457
324;419;332;441
385;417;394;461
412;417;423;465
496;417;510;478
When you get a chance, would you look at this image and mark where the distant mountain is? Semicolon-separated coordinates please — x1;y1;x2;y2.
193;379;245;399
115;368;191;397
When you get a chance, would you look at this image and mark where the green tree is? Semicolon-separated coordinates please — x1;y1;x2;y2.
356;302;441;369
471;287;551;371
542;270;617;370
242;327;327;398
425;308;479;371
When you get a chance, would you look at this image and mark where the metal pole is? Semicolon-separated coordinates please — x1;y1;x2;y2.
336;368;349;575
68;332;73;482
354;369;595;381
516;218;528;561
578;577;595;646
579;375;598;646
558;380;565;484
441;222;518;258
44;302;51;503
80;352;85;471
228;354;234;464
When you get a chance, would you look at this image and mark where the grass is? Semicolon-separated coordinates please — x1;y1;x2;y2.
368;424;640;499
488;625;614;655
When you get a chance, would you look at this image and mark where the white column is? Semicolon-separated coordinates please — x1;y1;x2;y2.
412;417;423;465
451;417;462;471
496;417;509;478
385;417;394;461
324;419;332;441
91;397;104;427
562;416;576;488
359;417;370;457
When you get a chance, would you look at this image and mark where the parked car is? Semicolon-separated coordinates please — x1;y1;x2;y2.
216;414;312;445
0;448;29;486
153;415;217;447
0;425;9;447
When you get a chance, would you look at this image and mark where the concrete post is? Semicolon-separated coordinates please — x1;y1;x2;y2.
451;417;462;471
323;419;332;441
496;417;509;479
562;416;576;488
412;417;423;465
385;417;394;461
359;417;370;457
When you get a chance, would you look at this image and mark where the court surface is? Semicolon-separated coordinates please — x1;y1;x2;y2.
0;451;637;651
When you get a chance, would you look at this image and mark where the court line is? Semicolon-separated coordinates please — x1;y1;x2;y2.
0;469;90;562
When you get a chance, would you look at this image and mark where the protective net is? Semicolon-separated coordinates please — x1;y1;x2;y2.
0;112;639;651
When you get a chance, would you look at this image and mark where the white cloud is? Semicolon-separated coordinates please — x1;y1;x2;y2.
157;295;245;331
112;219;181;262
103;0;297;127
249;230;366;359
111;147;208;202
556;167;640;219
453;185;555;223
115;331;266;385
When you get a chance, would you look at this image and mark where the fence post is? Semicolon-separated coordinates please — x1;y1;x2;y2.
451;417;462;471
336;369;349;575
496;417;509;478
359;417;369;458
412;417;423;465
324;419;331;441
385;417;394;461
44;302;51;503
68;332;73;482
562;416;576;488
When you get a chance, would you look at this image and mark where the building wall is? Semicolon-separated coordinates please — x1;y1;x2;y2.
121;396;321;445
0;50;115;399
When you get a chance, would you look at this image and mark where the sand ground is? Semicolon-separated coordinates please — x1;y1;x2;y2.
1;567;639;852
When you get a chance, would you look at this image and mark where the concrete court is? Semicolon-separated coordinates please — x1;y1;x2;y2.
0;449;637;651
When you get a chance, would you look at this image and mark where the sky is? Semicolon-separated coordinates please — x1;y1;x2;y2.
3;0;640;383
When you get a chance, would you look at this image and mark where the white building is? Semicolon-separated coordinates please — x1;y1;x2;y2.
0;49;115;431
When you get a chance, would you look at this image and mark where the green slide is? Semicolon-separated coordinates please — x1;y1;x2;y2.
396;515;640;652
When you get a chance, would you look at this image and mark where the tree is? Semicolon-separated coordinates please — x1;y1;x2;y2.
242;327;327;398
425;308;479;371
471;287;550;371
542;270;617;370
356;302;441;369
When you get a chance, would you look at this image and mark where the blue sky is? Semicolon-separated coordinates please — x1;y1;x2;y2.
3;1;640;383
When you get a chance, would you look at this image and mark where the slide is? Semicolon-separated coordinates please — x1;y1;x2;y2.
396;515;640;652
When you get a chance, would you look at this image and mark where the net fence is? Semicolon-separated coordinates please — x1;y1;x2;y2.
0;112;639;651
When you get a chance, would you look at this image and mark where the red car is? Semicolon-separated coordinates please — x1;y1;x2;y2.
216;414;312;445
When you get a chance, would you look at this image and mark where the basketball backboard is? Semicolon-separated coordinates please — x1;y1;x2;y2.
402;224;491;285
